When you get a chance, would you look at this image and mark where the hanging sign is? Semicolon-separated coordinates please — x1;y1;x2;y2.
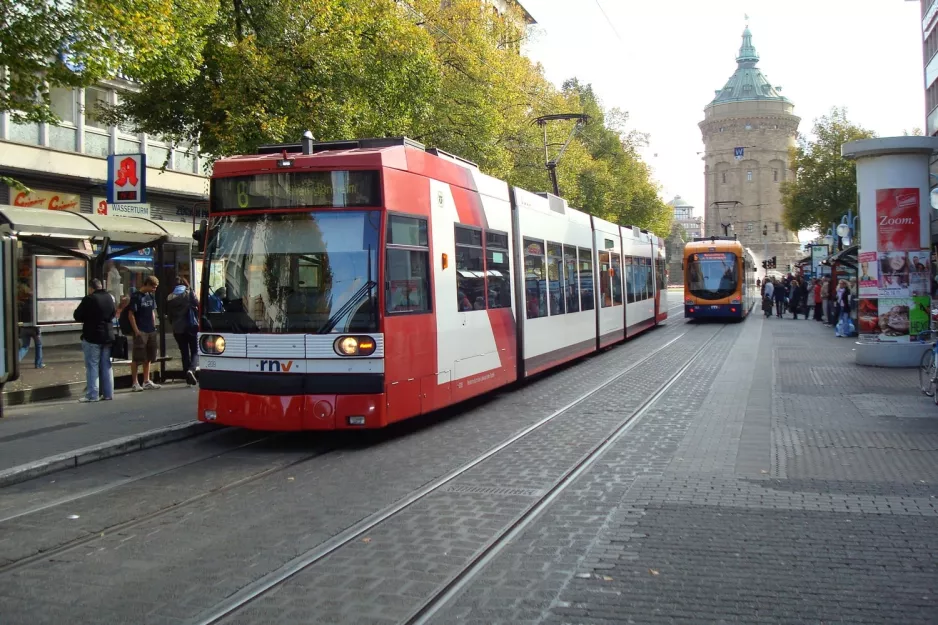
10;188;80;212
107;153;147;204
93;197;151;219
734;147;744;160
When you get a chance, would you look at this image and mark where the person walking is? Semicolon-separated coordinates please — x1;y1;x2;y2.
813;278;824;321
73;279;116;402
773;277;788;319
834;279;852;337
128;275;161;391
789;278;802;319
762;278;775;318
166;277;200;386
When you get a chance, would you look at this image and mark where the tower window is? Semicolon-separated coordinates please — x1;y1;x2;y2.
719;127;724;132
746;223;753;233
773;169;778;182
775;222;779;233
747;170;753;182
722;172;726;184
745;123;752;130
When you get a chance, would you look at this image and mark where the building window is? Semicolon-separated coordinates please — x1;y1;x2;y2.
775;222;779;233
524;239;547;319
745;122;752;129
83;87;109;130
455;225;485;311
746;223;753;233
386;215;431;314
747;170;753;182
719;127;724;132
721;172;727;184
773;169;779;182
50;88;76;124
486;231;511;309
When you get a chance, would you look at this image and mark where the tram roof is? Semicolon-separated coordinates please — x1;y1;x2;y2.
684;237;744;252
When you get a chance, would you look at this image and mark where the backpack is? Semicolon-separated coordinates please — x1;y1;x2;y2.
118;304;133;335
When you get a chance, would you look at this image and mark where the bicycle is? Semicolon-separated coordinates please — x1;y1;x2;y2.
918;329;938;404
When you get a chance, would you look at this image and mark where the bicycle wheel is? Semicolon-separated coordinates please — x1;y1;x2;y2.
921;348;937;397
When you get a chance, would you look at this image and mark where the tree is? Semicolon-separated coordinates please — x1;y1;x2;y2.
0;0;216;124
780;108;876;233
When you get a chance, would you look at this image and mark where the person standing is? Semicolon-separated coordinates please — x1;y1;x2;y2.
835;279;852;337
821;277;832;325
762;278;775;318
773;277;788;319
129;275;161;391
166;277;200;386
73;279;116;402
813;279;823;321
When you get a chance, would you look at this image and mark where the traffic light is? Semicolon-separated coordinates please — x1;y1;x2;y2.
761;260;767;269
766;256;776;269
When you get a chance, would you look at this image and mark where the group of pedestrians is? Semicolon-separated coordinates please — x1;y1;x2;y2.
760;274;853;335
72;276;200;403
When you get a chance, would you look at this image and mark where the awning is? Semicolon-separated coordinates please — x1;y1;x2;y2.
823;244;858;267
0;205;194;246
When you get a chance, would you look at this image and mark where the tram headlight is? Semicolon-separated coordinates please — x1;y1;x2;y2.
334;335;377;357
200;334;226;355
731;298;741;304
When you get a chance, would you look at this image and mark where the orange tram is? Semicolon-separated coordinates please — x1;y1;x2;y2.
683;237;757;320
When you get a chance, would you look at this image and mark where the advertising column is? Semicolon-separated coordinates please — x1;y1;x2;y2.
844;138;938;345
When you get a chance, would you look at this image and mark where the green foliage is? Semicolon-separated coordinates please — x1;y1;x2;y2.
780;107;876;233
0;0;216;123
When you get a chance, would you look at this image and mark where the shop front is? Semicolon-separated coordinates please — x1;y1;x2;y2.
1;205;197;394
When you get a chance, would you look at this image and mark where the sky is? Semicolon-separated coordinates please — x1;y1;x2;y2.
520;0;925;237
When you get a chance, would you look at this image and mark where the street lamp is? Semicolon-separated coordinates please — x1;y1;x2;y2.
836;209;858;248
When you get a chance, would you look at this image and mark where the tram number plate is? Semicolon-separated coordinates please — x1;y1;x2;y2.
710;305;719;309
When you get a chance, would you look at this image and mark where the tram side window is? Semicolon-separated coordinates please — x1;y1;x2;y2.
578;247;594;311
636;258;646;301
626;256;635;304
599;251;612;308
486;230;511;309
547;242;565;315
563;244;580;313
386;215;431;314
645;258;653;299
611;253;623;305
455;226;485;311
524;238;547;319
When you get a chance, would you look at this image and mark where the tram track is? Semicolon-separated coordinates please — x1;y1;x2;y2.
189;321;725;625
0;306;693;590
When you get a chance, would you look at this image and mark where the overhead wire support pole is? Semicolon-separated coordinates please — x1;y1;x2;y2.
535;113;589;197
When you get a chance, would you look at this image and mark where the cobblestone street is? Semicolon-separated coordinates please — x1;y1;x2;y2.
1;313;936;625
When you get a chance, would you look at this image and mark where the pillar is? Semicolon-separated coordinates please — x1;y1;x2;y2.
843;137;938;366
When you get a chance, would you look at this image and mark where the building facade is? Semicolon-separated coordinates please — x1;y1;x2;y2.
0;78;209;344
919;0;938;249
666;195;703;240
699;26;801;269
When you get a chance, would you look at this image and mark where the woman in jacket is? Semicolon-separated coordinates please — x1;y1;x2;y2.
835;279;852;337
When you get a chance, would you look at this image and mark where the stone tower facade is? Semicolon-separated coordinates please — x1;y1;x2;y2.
699;26;801;270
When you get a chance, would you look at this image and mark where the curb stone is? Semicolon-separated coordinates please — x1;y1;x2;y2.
0;421;218;487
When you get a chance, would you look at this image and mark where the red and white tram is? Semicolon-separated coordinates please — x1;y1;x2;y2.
196;137;667;430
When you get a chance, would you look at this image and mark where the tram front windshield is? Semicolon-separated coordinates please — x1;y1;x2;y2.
687;252;738;300
201;211;380;334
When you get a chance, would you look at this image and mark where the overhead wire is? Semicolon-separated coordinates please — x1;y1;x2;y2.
591;0;623;42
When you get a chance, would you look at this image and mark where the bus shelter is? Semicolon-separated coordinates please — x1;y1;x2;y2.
822;244;859;332
0;205;197;385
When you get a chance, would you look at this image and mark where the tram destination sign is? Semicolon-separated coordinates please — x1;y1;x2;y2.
212;170;381;211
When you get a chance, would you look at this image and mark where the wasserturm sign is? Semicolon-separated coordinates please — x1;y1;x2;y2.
93;197;151;219
107;154;146;204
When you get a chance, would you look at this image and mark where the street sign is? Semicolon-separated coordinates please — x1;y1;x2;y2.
734;147;744;160
107;154;147;204
93;197;151;219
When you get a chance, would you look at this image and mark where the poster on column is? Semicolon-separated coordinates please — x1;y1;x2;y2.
858;251;878;297
876;188;920;252
910;250;931;296
857;298;879;338
910;296;931;339
878;251;910;297
877;298;910;342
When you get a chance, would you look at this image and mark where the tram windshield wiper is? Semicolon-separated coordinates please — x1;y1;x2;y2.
318;280;377;334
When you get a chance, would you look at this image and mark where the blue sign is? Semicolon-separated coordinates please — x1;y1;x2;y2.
107;154;147;204
734;147;744;160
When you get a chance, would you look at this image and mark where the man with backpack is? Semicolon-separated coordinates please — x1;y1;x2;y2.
74;279;116;402
166;277;200;386
122;275;161;391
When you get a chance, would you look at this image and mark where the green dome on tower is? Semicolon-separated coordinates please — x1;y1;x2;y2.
708;26;787;105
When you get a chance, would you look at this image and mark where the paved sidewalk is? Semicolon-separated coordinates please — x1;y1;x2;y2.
433;313;938;624
0;383;200;472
